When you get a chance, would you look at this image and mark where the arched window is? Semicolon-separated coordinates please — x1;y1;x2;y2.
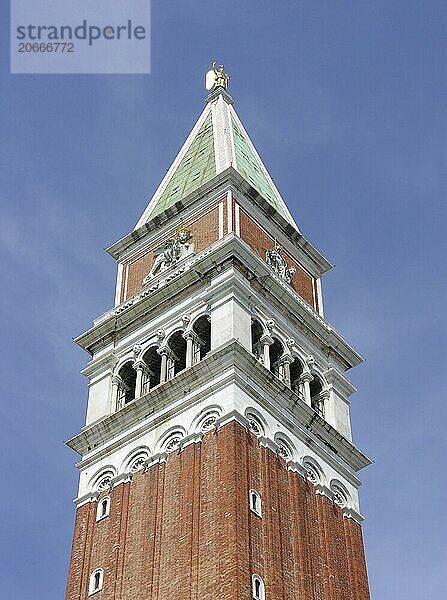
310;376;324;417
128;452;149;473
269;338;284;378
95;471;114;493
142;347;161;391
302;458;323;485
245;411;265;437
252;574;265;600
275;434;294;460
166;331;187;379
289;358;303;395
117;362;136;407
198;411;219;432
162;431;184;453
249;489;262;517
251;319;264;361
96;496;110;521
88;568;103;595
330;481;349;508
192;315;211;362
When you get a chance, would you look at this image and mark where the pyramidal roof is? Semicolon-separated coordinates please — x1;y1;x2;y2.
135;87;299;231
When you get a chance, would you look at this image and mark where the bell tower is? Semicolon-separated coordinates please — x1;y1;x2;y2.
65;65;371;600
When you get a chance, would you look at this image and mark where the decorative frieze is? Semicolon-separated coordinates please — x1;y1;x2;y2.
144;225;194;282
266;245;296;284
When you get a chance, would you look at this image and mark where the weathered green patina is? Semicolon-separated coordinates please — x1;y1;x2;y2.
151;112;216;218
231;114;291;224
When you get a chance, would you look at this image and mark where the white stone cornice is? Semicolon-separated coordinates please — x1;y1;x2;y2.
146;452;167;467
342;506;364;524
82;353;118;380
324;366;357;397
77;236;362;370
179;431;203;449
106;168;331;276
315;483;334;500
287;461;308;478
73;491;99;507
110;472;132;488
73;423;365;520
258;436;279;453
68;342;370;482
216;409;248;430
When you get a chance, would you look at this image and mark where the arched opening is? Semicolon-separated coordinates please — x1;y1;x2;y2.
249;489;262;517
143;346;161;390
167;331;187;377
89;568;103;595
118;362;136;405
290;358;304;395
310;376;324;417
251;319;263;361
192;315;211;361
269;338;284;378
245;410;265;437
96;497;110;521
252;574;265;600
275;436;293;460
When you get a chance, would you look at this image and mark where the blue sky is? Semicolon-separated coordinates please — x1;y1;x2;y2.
1;1;446;598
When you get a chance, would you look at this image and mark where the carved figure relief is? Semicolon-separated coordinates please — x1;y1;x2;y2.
265;245;296;284
144;226;194;283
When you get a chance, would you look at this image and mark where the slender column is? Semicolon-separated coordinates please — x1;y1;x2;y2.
111;374;126;412
319;389;330;418
299;371;313;406
111;375;122;412
280;354;294;387
260;334;274;370
183;331;195;369
158;348;169;383
133;360;146;399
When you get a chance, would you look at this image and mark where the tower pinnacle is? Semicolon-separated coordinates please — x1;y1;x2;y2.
205;61;230;91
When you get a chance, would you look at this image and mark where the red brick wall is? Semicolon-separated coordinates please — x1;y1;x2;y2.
120;203;222;303
238;209;316;309
66;422;370;600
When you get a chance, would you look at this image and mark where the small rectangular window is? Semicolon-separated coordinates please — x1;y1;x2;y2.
249;489;262;517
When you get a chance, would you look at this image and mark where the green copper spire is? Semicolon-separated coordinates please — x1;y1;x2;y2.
136;75;298;231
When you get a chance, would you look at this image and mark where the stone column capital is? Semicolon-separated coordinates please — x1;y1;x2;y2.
111;375;123;386
280;353;294;365
182;329;198;342
157;346;173;358
260;334;274;346
299;371;313;384
133;360;147;373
